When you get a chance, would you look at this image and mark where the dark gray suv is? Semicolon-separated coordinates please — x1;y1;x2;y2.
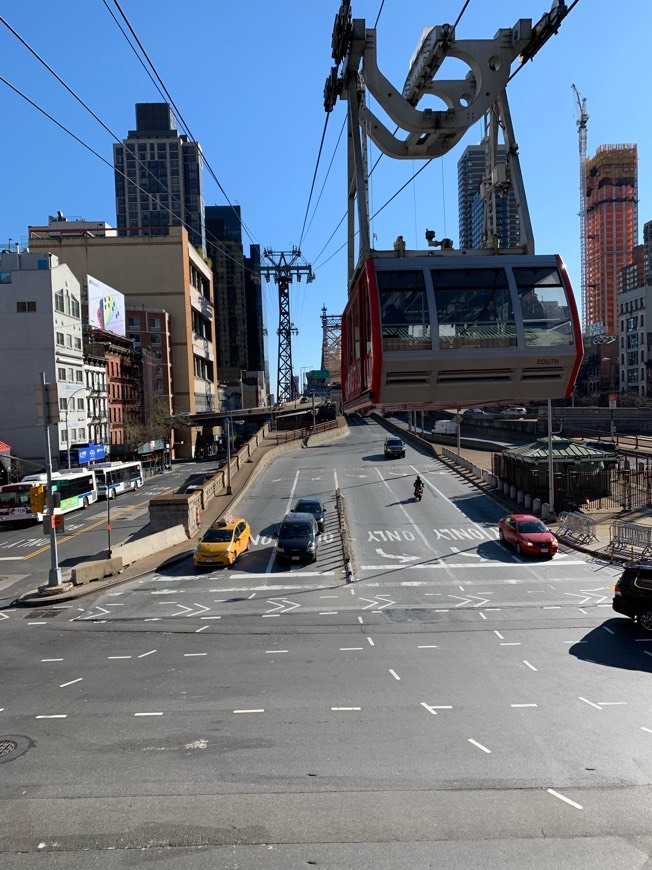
384;437;405;459
276;512;319;564
612;562;652;633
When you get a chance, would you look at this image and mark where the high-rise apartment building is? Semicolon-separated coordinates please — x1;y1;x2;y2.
205;207;266;399
205;206;247;383
585;144;638;337
114;103;205;251
457;144;520;250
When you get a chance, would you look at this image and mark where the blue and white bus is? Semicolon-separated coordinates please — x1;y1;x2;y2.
94;461;144;499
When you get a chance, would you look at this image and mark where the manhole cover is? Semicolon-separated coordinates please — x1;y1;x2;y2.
0;740;18;757
25;609;64;619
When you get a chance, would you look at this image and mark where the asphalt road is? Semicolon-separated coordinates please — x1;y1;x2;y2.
1;416;651;868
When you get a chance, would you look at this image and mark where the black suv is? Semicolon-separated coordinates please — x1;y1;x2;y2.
275;512;319;564
612;562;652;633
384;436;405;459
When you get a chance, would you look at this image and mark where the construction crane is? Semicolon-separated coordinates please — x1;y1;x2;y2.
572;84;589;333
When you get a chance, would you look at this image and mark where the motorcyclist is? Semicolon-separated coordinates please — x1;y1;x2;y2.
414;475;424;498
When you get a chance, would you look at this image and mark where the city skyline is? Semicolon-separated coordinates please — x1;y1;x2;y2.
1;1;650;394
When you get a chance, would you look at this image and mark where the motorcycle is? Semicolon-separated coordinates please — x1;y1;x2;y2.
414;483;424;501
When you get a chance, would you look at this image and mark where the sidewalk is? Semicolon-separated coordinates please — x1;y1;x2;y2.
383;417;652;565
16;419;350;607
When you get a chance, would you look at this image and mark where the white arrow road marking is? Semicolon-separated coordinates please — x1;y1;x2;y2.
0;612;9;620
80;605;110;620
450;546;482;559
448;594;490;607
185;603;210;617
172;604;194;616
359;595;396;610
374;548;419;563
266;598;301;614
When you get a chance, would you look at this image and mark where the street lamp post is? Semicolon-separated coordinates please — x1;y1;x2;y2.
225;418;245;496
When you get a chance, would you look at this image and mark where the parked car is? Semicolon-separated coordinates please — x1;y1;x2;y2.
293;497;326;532
193;518;251;569
275;512;319;564
612;562;652;633
498;514;558;557
501;406;528;417
384;436;406;458
462;408;486;416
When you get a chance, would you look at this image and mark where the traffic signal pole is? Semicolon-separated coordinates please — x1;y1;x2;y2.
40;372;62;588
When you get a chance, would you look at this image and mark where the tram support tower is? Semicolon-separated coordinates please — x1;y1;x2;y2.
324;0;568;276
260;248;314;402
320;306;342;384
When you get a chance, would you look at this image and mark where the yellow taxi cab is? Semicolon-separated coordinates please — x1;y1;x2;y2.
193;516;251;569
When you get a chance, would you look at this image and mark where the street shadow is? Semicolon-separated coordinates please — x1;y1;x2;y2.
362;454;390;462
569;619;652;672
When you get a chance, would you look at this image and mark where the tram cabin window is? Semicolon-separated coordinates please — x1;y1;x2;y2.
513;266;573;347
378;271;431;351
431;268;516;351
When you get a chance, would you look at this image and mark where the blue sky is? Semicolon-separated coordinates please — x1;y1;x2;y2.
2;1;650;397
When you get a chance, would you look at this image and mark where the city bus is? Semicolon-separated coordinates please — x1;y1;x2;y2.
26;470;98;515
93;461;144;499
0;482;36;525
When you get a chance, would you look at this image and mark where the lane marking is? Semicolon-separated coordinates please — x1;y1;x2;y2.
598;701;627;706
367;638;375;646
522;660;538;671
108;656;132;660
134;712;163;717
468;738;491;754
36;714;67;719
138;650;157;658
511;703;538;708
340;647;363;651
579;697;602;710
195;626;209;633
389;669;401;680
602;626;615;635
479;612;487;620
184;653;207;657
642;727;652;734
319;611;338;615
547;789;583;810
493;631;504;639
418;645;439;649
266;649;288;654
233;709;264;714
27;622;47;626
357;616;364;624
41;658;63;662
500;642;521;646
59;678;83;688
331;707;361;711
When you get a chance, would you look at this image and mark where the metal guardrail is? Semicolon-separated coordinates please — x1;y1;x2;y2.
609;521;652;557
556;511;597;543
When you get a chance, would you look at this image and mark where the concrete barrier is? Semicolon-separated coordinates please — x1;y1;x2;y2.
71;556;124;586
113;525;188;567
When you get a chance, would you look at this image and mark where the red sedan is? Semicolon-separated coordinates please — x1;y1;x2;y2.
498;514;558;558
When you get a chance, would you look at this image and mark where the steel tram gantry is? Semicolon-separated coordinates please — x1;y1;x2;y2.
260;248;314;402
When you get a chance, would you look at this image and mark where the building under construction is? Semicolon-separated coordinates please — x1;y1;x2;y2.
585;144;638;338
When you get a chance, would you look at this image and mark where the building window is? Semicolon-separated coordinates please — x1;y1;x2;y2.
58;367;67;381
56;332;65;346
60;429;67;443
149;317;161;331
66;334;73;348
129;333;141;345
59;398;67;411
77;398;84;410
76;370;83;383
78;428;86;440
54;289;64;312
17;300;37;313
74;337;82;350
